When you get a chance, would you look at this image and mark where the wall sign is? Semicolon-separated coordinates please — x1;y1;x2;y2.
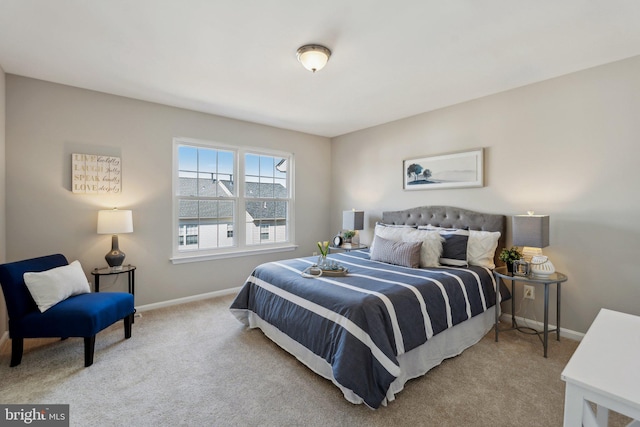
72;153;121;194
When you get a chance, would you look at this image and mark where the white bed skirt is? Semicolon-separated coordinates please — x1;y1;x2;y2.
240;305;496;408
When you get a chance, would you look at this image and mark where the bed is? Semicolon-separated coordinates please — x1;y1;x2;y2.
230;206;507;408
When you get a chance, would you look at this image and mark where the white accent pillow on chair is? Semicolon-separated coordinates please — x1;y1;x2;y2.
23;260;91;312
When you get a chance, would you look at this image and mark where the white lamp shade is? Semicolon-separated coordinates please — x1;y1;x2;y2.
342;210;364;231
97;209;133;234
297;45;331;72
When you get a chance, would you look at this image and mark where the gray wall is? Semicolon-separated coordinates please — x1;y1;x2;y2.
5;75;331;307
4;56;640;336
331;55;640;334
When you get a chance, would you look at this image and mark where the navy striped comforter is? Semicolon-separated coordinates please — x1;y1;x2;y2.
230;250;498;408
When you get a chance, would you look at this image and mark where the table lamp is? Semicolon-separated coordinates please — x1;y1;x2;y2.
97;208;133;271
342;210;364;245
512;212;555;276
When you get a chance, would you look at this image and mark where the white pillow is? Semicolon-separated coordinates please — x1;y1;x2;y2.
467;230;501;269
23;260;91;312
419;225;501;269
369;223;416;252
371;223;443;267
401;229;443;267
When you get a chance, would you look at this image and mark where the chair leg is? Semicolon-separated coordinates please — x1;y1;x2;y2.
10;338;24;367
124;313;133;339
84;336;96;367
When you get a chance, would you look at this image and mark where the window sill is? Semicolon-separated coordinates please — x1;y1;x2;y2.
170;244;298;264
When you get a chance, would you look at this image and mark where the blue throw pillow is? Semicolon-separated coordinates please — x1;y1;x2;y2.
439;229;469;267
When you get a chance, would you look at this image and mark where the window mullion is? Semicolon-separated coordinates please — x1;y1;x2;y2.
236;148;245;249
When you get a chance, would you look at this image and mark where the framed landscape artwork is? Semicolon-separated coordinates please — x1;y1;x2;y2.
403;148;484;190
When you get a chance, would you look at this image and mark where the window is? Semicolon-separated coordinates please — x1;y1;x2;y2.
173;138;294;262
178;224;199;247
245;153;289;246
260;224;270;240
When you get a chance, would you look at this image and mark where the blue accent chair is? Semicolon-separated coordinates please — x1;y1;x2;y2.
0;254;135;367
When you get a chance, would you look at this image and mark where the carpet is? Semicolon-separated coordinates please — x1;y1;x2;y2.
0;295;632;426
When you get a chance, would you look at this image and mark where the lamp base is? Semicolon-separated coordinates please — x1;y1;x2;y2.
521;246;543;262
105;235;126;271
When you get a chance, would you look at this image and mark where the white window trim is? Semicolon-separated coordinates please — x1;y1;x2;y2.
170;244;298;264
171;137;295;264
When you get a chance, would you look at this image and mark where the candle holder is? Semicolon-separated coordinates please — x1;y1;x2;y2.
513;258;530;277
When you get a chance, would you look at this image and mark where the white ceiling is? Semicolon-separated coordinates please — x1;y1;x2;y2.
1;1;640;138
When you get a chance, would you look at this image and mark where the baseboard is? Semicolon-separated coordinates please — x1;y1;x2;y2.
499;313;585;341
135;287;241;312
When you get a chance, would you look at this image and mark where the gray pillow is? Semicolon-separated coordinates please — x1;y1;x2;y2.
370;235;422;268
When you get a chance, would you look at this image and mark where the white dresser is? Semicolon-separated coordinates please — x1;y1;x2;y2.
561;308;640;426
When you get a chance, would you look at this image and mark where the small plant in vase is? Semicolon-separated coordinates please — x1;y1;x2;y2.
342;230;356;243
499;247;523;272
317;241;329;268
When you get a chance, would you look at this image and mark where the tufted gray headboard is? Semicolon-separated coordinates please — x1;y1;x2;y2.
382;206;506;266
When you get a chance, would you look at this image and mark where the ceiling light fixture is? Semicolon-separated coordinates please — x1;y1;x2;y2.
296;44;331;73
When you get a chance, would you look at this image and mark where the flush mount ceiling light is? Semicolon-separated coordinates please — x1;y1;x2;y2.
296;44;331;73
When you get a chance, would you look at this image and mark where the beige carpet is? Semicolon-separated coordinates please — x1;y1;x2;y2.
0;295;632;427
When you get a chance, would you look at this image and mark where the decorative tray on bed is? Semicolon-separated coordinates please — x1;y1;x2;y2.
302;262;348;278
319;266;348;277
